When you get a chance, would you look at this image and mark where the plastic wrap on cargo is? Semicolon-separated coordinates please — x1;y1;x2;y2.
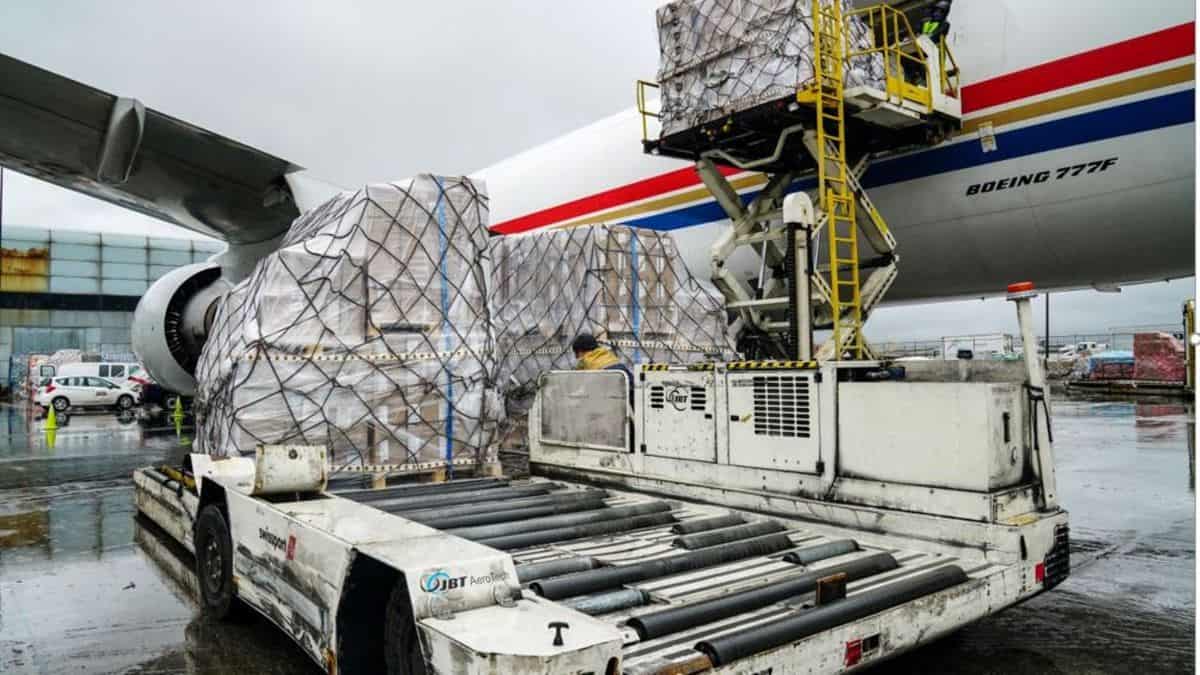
656;0;885;136
491;224;736;395
195;176;500;469
1075;351;1134;381
1134;332;1186;382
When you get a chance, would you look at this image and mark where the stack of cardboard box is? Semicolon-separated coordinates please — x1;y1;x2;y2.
655;0;884;137
195;176;497;467
1134;332;1186;382
492;225;734;395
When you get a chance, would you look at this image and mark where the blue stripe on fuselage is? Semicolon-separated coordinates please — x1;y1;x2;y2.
623;89;1195;231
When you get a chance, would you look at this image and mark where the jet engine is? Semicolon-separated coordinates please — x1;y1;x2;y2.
131;263;233;396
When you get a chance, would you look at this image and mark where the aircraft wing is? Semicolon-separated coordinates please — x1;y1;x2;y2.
0;52;301;244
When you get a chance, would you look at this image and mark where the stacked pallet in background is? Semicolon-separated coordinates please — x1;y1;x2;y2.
655;0;884;137
1134;332;1186;382
194;176;500;472
491;225;736;397
1085;352;1135;381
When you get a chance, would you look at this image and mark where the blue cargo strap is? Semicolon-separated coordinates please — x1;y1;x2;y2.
434;177;454;477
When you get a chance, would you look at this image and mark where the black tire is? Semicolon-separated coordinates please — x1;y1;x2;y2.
116;394;135;410
384;582;428;675
52;397;70;412
194;504;238;620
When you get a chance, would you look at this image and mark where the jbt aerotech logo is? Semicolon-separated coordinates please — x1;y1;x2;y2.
419;568;510;594
420;570;467;594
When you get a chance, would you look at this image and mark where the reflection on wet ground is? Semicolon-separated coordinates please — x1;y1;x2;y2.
0;398;1193;674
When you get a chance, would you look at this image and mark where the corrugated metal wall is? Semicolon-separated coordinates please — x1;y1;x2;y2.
0;225;227;385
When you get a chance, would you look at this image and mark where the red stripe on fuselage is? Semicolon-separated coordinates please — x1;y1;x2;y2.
490;164;740;235
963;22;1194;113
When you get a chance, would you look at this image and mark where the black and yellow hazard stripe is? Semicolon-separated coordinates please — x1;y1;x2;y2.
726;360;819;370
642;364;672;371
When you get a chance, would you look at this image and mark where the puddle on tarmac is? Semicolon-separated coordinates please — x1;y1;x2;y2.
0;398;1192;674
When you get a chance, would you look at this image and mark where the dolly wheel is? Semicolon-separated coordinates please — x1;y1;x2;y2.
194;504;238;620
384;582;428;675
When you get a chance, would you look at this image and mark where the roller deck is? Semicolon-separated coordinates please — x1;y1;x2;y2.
135;460;1067;673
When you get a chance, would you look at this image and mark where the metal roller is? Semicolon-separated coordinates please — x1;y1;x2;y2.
478;512;677;551
695;565;970;666
529;533;794;600
515;556;600;583
367;486;556;513
782;539;859;565
562;589;649;615
414;495;609;530
672;520;787;550
335;477;509;502
450;502;672;541
626;552;899;640
401;491;606;522
671;514;747;535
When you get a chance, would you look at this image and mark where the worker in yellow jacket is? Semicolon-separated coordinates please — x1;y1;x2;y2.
573;333;621;371
572;333;634;399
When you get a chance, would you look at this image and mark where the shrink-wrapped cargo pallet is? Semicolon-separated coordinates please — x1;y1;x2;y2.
492;225;736;395
195;176;499;470
1134;332;1186;382
656;0;885;136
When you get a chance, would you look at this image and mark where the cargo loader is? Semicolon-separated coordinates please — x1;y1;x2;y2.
133;281;1068;674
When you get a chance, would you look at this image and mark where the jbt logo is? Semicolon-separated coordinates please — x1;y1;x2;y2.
420;570;467;594
666;387;689;411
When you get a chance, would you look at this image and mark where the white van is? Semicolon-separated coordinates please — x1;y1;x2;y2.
55;362;146;385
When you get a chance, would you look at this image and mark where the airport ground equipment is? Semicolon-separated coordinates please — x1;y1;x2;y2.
131;4;1066;672
133;278;1067;673
638;0;961;359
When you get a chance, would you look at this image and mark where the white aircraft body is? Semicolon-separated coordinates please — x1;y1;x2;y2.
0;0;1193;392
480;0;1195;302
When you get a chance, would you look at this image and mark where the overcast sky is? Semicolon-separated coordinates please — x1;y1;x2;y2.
0;1;1193;339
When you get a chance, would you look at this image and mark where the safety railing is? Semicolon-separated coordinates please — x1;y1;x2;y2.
937;33;960;97
845;4;959;110
636;79;661;143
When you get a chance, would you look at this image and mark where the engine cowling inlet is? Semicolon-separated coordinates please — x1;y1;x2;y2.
132;262;232;396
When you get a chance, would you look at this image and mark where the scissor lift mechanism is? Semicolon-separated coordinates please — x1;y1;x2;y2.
638;1;961;360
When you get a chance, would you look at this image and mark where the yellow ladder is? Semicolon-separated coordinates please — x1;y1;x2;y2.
806;0;865;359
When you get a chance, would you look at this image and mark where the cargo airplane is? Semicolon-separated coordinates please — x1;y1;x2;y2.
0;0;1193;393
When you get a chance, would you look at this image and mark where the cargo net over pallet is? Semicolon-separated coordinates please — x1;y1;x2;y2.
492;225;736;398
195;176;500;473
194;176;735;468
655;0;884;138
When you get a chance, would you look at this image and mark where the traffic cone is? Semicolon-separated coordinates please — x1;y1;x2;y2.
173;396;185;437
45;404;57;432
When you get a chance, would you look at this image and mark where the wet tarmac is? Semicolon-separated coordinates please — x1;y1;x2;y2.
0;397;1193;674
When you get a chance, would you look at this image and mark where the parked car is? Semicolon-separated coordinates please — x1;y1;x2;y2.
55;361;147;386
35;376;141;412
1057;341;1108;359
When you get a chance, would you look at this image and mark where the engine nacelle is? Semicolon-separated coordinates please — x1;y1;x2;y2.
132;263;232;396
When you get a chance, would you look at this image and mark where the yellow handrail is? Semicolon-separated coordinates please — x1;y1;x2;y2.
636;79;661;142
938;33;960;96
845;4;960;109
